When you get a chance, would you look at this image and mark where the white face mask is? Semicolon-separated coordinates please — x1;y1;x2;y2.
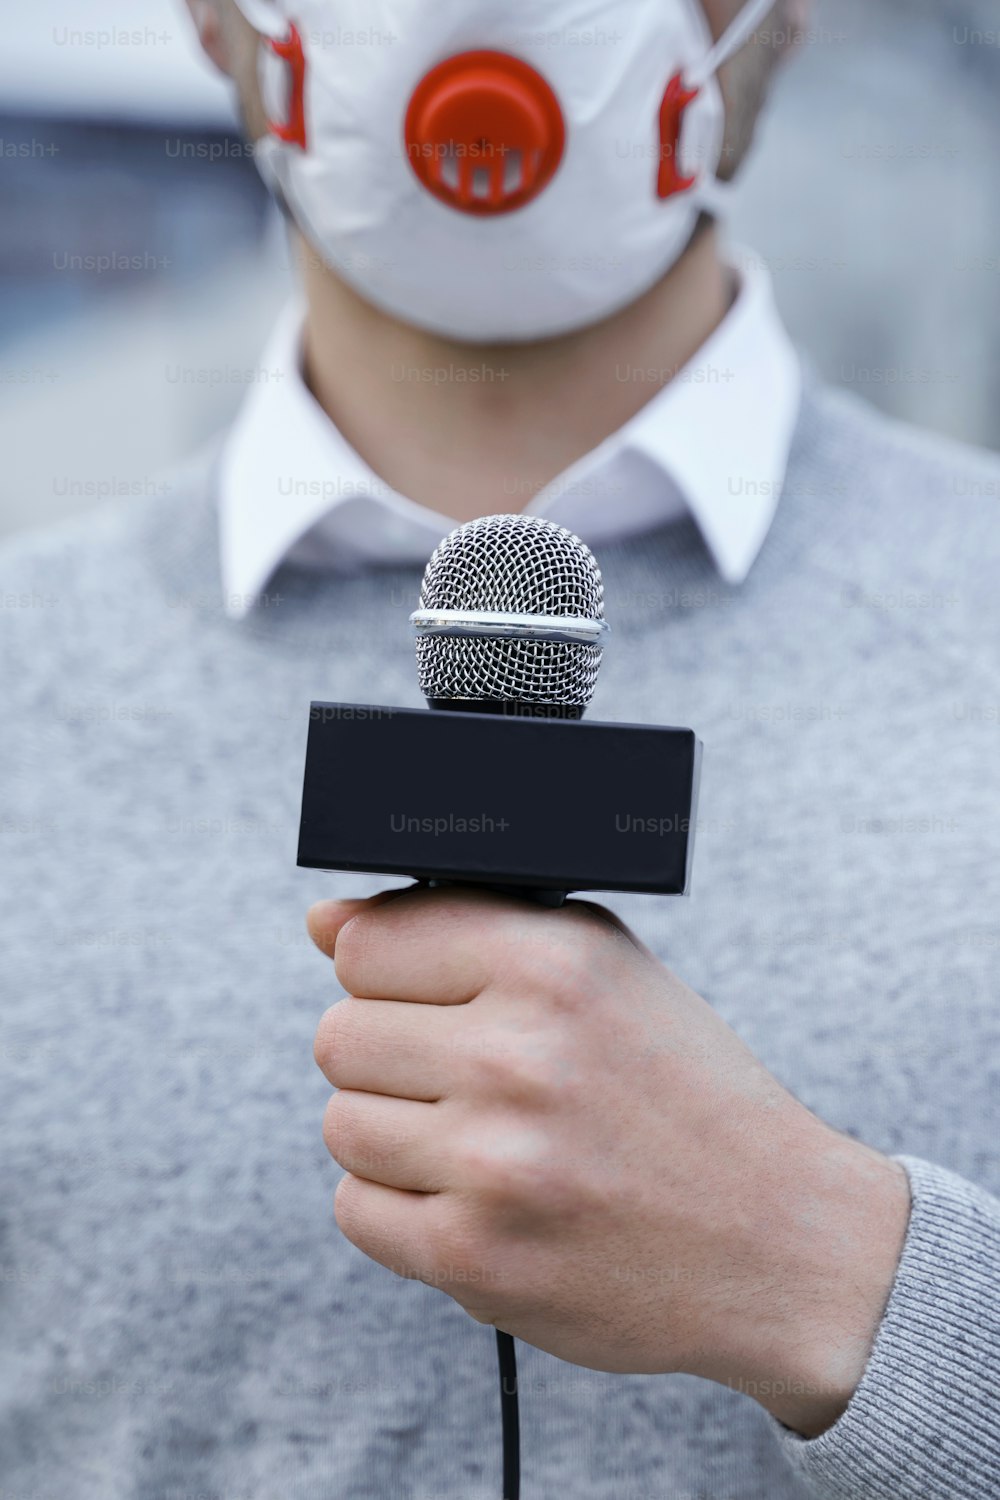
232;0;774;342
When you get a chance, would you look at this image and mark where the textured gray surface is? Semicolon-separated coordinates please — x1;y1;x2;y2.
1;380;999;1497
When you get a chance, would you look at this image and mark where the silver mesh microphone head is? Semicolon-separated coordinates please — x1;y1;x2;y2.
411;514;609;710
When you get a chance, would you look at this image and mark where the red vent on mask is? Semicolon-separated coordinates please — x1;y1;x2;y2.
657;71;699;199
405;51;565;216
265;22;308;149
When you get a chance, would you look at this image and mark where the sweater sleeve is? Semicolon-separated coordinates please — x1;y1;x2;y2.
773;1155;1000;1499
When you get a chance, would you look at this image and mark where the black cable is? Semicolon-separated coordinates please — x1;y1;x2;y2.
495;1329;520;1500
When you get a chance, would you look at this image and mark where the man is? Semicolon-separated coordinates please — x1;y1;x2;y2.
1;1;997;1497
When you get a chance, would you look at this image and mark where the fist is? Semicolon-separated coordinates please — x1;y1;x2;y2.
309;885;908;1435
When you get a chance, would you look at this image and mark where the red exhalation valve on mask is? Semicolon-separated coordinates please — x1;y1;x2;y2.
265;22;308;149
657;71;700;199
404;50;566;216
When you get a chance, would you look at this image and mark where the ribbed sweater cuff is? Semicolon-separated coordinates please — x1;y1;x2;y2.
774;1155;1000;1499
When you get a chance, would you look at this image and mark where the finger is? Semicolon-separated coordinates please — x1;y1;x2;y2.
320;884;538;1004
307;887;411;959
314;996;460;1101
334;1174;488;1305
323;1091;449;1192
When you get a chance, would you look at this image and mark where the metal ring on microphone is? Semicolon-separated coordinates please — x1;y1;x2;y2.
410;609;611;648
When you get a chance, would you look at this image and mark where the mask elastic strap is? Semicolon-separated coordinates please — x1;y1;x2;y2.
231;0;289;41
688;0;779;88
693;173;734;217
685;0;778;215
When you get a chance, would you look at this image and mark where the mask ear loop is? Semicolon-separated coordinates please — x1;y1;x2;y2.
688;0;780;89
683;0;780;215
231;0;289;41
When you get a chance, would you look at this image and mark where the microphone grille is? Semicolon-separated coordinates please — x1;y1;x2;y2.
415;514;607;708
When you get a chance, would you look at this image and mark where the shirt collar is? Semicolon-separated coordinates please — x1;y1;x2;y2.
218;251;801;619
613;251;802;584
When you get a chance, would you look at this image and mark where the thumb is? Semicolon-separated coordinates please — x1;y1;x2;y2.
306;887;413;959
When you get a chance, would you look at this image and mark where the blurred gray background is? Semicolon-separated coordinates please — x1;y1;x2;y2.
0;0;997;540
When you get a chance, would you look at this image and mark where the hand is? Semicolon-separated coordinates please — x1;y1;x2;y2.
309;885;910;1437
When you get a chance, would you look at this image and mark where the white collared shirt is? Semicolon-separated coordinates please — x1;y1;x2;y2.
218;256;801;618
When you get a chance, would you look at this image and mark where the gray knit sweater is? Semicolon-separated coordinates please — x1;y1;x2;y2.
1;379;999;1500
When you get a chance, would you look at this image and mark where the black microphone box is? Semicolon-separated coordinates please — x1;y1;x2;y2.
297;704;702;896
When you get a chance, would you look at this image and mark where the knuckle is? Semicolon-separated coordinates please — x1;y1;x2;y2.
564;909;608;961
551;923;609;998
459;1123;588;1218
517;1148;580;1210
458;1128;534;1207
468;1040;519;1098
466;1030;565;1103
515;1032;570;1094
510;921;604;1005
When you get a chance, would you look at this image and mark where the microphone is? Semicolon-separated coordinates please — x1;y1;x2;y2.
296;514;703;1500
297;515;701;898
411;513;609;718
409;515;615;1498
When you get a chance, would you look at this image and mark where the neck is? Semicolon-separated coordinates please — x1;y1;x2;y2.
299;225;732;522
